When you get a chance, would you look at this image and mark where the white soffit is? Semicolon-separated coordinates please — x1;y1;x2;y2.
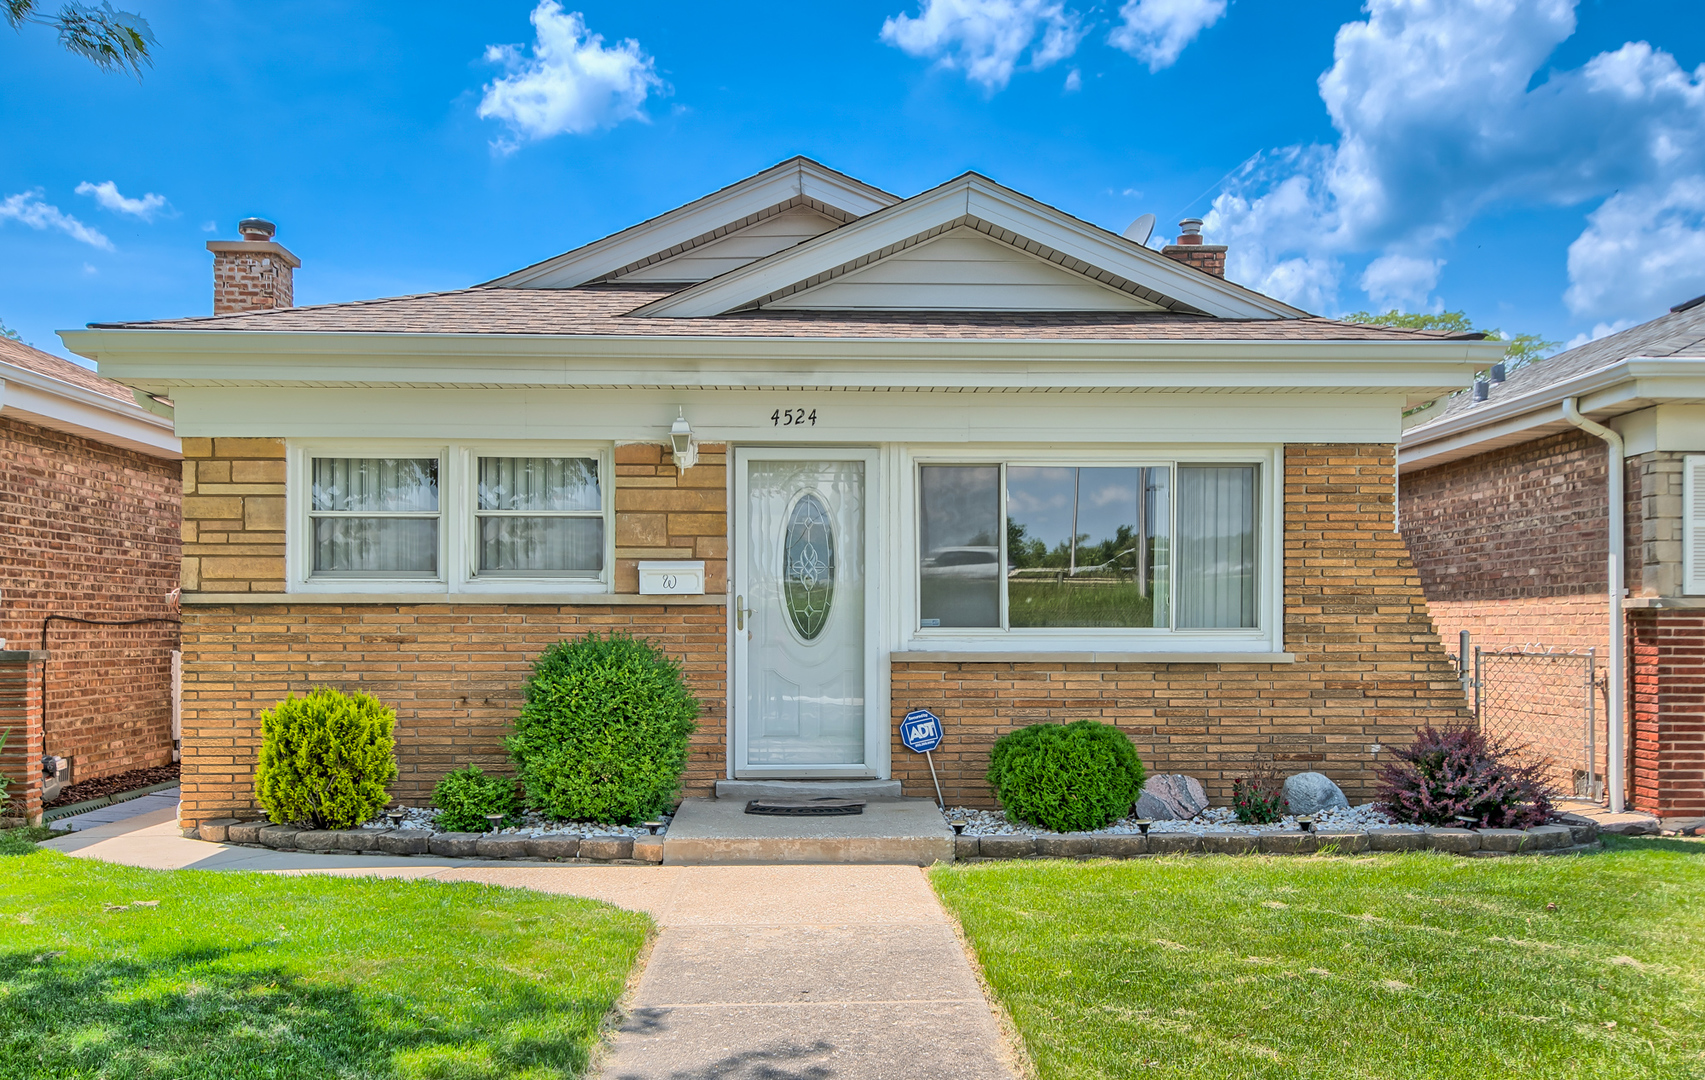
484;158;898;290
633;174;1308;320
0;360;179;459
765;227;1163;311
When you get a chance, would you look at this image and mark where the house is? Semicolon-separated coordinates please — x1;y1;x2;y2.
1399;297;1705;828
0;334;181;825
62;159;1499;829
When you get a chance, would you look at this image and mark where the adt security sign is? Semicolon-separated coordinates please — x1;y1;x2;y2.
901;709;946;807
901;710;943;753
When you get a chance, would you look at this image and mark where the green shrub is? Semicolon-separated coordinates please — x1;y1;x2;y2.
1232;764;1287;824
433;765;521;832
508;633;698;824
987;720;1147;832
254;688;397;829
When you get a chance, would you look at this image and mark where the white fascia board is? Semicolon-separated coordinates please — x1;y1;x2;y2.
633;175;1307;320
0;362;179;458
1397;357;1705;471
484;160;898;289
65;328;1492;397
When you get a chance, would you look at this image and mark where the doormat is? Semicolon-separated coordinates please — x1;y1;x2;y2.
744;798;867;816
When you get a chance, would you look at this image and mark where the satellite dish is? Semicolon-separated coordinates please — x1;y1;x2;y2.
1123;213;1156;246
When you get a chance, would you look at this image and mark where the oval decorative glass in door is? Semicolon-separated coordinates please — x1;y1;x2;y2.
783;492;834;640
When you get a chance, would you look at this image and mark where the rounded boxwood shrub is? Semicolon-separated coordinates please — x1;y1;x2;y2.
508;632;698;824
987;720;1147;832
254;687;398;829
433;764;521;832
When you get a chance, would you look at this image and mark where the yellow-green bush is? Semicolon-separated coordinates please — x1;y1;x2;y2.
254;688;397;829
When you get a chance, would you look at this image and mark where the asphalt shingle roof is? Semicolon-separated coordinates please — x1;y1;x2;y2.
0;335;139;403
91;284;1482;342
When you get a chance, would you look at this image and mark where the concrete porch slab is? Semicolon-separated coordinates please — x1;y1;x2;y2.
664;797;953;865
714;779;904;800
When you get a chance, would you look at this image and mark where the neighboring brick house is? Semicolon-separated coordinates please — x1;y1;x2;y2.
64;159;1500;828
1400;297;1705;827
0;334;181;824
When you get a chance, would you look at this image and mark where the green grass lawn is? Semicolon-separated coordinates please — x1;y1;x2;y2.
0;849;650;1079
932;838;1705;1080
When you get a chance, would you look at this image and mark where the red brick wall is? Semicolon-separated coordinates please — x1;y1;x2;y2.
1629;610;1705;820
0;416;180;781
0;655;45;824
890;445;1473;808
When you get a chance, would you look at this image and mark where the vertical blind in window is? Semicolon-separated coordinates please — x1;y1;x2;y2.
1175;465;1257;628
310;457;440;575
475;456;603;576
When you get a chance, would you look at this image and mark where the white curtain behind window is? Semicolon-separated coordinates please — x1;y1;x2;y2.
1175;466;1256;628
311;457;439;575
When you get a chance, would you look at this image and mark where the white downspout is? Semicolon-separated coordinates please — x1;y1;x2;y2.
1562;397;1626;812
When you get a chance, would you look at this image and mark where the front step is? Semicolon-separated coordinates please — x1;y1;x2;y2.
663;796;951;865
714;779;904;801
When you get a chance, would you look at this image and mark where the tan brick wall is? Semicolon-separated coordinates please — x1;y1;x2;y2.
177;602;728;825
182;439;727;595
889;444;1472;808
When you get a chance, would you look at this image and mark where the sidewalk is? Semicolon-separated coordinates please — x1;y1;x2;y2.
39;800;1021;1080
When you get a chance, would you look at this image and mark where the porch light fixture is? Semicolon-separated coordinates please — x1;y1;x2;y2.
669;408;698;471
484;813;505;833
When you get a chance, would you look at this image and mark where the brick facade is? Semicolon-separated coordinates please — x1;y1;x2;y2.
0;654;46;824
1;415;181;781
889;444;1471;807
179;438;287;594
208;239;297;314
1629;610;1705;820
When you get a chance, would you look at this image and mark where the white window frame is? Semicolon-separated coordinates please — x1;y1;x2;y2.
1684;454;1705;596
287;441;615;595
897;444;1280;654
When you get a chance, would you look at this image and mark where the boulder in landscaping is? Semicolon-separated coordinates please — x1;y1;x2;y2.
1281;772;1348;815
1135;775;1209;820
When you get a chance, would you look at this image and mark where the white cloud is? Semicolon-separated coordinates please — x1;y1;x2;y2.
1564;176;1705;318
75;180;169;221
1063;67;1082;92
1359;253;1444;310
1201;0;1705;319
881;0;1086;93
478;2;664;151
1108;0;1226;72
0;190;112;250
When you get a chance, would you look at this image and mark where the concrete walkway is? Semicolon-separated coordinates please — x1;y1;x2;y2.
40;802;1021;1080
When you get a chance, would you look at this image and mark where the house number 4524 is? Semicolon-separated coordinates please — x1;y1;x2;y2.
772;408;817;426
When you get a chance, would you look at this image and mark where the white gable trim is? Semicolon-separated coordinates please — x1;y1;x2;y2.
609;201;847;284
484;158;898;290
633;174;1307;320
766;225;1164;311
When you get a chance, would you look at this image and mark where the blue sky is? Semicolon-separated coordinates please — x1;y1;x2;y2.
2;0;1701;363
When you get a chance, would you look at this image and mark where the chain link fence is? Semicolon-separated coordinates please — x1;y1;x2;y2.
1473;646;1604;799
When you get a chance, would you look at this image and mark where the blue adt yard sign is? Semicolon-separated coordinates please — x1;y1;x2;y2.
901;709;945;807
901;709;943;753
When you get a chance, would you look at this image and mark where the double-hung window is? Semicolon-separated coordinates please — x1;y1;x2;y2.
309;457;441;577
917;460;1260;633
296;446;611;591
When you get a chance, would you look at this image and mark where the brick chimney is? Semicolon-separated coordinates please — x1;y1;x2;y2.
1161;218;1227;278
206;218;299;314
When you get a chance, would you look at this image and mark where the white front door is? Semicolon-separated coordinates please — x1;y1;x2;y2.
733;448;882;777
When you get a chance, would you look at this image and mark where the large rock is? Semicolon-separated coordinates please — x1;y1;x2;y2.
1135;775;1209;820
1281;772;1348;816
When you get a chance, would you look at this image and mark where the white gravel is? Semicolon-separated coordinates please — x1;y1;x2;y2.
943;803;1423;836
359;805;669;838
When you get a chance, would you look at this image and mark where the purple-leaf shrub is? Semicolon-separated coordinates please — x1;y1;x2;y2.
1378;724;1556;829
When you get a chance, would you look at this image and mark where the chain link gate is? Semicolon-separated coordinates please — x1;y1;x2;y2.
1473;647;1604;799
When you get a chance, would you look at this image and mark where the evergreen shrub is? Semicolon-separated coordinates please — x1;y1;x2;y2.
433;765;521;832
508;633;698;824
1378;724;1555;829
254;687;397;829
987;720;1147;832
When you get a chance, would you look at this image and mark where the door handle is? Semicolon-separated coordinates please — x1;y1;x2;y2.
736;595;751;631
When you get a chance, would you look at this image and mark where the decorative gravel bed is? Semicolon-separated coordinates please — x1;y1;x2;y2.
944;802;1419;837
357;805;670;840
